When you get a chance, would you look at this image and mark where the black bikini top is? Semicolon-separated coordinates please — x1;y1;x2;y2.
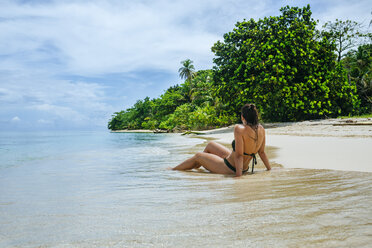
232;139;257;174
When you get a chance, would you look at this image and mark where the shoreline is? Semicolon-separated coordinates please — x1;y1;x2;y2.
111;129;154;133
110;117;372;137
186;117;372;173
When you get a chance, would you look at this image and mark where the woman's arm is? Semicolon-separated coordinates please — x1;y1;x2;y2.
233;125;244;177
258;132;271;170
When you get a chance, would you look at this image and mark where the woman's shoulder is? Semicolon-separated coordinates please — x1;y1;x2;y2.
234;123;265;133
234;124;245;128
233;124;245;135
258;124;266;135
234;124;245;130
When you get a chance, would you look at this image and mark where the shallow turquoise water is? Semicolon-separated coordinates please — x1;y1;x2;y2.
0;131;371;247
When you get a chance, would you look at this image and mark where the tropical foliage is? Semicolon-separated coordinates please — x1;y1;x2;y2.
212;5;359;121
108;5;371;131
342;44;372;112
178;59;196;84
108;70;234;131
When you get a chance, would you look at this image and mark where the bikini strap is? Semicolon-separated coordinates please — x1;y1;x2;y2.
248;153;257;174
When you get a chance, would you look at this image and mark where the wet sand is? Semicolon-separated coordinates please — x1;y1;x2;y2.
168;118;372;247
195;118;372;172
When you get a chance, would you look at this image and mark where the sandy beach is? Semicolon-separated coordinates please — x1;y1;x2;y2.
190;118;372;172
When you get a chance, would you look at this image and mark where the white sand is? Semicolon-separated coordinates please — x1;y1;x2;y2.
193;118;372;172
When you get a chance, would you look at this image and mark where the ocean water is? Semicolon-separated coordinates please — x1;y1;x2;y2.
0;131;371;247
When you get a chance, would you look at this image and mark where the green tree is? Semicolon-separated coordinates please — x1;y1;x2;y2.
178;59;196;100
178;59;196;83
343;44;372;112
108;111;124;130
211;5;359;121
108;97;153;130
107;70;229;131
152;85;187;122
108;110;135;130
322;19;363;62
188;70;215;105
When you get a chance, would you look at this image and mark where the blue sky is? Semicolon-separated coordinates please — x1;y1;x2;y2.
0;0;371;130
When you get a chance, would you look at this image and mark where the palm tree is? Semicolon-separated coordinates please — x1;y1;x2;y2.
178;59;196;85
179;59;196;101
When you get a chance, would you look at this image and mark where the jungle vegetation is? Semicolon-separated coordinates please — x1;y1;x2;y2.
108;5;371;131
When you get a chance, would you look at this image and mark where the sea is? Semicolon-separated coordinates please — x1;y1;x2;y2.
0;130;371;247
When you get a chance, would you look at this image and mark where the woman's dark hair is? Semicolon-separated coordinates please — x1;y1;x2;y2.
241;103;259;127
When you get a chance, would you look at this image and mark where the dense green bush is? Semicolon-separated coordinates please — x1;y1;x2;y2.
211;5;360;121
157;103;233;131
108;70;234;131
108;97;152;130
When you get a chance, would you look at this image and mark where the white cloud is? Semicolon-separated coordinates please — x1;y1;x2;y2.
11;116;20;122
37;118;53;124
32;103;86;123
0;0;291;75
1;0;369;76
0;1;217;75
0;69;113;128
0;0;370;130
0;87;23;103
309;0;372;26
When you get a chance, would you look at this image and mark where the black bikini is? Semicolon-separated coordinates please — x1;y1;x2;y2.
224;140;257;174
224;157;249;173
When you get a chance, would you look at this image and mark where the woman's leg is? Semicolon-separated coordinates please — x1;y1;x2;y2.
173;152;234;174
176;141;231;170
203;141;231;158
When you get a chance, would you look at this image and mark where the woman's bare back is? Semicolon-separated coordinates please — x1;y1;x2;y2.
226;124;265;170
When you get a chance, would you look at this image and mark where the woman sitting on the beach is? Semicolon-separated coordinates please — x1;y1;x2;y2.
173;104;271;177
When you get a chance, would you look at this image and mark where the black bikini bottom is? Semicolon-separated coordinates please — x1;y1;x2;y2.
224;158;248;173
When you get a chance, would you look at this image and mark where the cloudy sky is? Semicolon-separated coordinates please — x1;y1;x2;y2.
0;0;370;130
